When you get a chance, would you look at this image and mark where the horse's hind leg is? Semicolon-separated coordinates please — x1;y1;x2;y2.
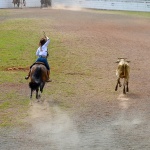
30;89;33;105
36;88;38;99
40;82;45;93
36;88;41;100
30;89;33;99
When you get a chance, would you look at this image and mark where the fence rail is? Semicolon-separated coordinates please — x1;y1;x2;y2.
53;0;150;12
0;0;150;12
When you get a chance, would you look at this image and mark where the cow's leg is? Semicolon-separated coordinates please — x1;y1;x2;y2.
126;81;129;92
115;78;119;91
118;79;122;87
123;85;126;94
123;79;126;94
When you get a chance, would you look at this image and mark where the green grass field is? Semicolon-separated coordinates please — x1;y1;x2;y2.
0;12;70;127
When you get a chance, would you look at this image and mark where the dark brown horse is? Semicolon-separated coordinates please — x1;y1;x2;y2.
41;0;51;8
12;0;20;8
29;63;48;99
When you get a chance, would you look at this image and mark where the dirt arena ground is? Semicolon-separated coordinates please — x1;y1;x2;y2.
0;8;150;150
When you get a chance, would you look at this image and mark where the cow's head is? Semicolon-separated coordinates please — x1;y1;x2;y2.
116;58;130;63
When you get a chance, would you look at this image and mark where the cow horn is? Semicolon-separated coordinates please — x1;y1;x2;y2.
118;57;127;59
115;60;120;63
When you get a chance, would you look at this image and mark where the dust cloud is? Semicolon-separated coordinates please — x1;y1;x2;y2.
1;97;148;149
27;100;79;149
26;99;118;149
52;4;82;11
112;94;143;131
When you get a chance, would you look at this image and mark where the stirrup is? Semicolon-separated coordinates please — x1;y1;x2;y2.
25;76;29;80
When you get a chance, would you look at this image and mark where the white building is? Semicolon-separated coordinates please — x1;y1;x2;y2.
0;0;150;12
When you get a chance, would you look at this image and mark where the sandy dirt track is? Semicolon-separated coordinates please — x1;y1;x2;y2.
0;8;150;150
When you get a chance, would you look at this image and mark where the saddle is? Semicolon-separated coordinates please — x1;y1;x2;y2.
25;62;50;81
30;62;47;69
35;62;45;66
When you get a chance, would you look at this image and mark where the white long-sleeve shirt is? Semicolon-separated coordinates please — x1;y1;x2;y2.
36;37;50;57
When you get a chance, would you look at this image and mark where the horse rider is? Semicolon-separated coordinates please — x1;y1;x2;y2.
12;0;26;6
25;34;52;82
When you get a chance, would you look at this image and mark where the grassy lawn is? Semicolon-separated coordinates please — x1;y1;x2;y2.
91;9;150;18
0;12;69;127
0;91;29;127
116;10;150;18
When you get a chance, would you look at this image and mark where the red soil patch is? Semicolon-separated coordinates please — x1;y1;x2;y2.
5;67;29;71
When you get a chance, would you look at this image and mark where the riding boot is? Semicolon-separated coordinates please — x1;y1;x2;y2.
25;70;31;80
47;70;52;82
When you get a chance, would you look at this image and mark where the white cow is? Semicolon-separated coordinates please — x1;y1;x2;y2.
115;58;130;94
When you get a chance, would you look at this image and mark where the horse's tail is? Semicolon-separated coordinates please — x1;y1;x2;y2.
29;82;40;90
29;67;42;90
